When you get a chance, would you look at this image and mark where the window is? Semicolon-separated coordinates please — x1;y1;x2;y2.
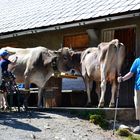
63;33;89;50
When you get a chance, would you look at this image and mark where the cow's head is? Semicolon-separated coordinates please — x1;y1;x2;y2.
42;47;80;73
56;47;75;72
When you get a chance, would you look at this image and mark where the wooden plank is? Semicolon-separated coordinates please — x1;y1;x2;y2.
63;33;89;50
52;73;82;79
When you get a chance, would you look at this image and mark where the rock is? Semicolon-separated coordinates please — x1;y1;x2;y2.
133;126;140;134
84;134;88;137
108;120;120;129
30;134;36;139
72;129;75;133
55;136;59;139
119;124;131;131
87;129;93;132
44;124;51;129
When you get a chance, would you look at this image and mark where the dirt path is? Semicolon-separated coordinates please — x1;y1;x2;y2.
0;111;121;140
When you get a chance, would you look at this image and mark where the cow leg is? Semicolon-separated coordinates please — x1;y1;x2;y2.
109;80;117;108
37;72;52;108
98;63;106;108
95;82;101;102
85;76;93;107
98;79;106;108
38;87;46;108
23;75;30;110
38;88;42;107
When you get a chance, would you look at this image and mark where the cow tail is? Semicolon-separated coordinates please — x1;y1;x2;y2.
103;44;117;73
116;43;125;75
99;49;107;62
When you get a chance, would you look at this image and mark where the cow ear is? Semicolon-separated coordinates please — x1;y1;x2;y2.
44;57;54;66
54;51;57;54
42;52;54;66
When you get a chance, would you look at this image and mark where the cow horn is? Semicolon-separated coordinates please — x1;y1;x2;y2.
61;43;63;48
69;44;73;51
6;50;16;55
111;39;119;46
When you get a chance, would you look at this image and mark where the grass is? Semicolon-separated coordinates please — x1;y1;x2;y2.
69;109;109;129
70;109;140;139
125;135;140;140
116;129;132;137
116;128;140;140
89;114;109;129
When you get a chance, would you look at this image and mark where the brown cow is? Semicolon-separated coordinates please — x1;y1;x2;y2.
72;39;125;107
0;46;74;108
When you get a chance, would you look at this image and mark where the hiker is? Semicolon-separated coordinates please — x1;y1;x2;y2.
118;57;140;132
0;50;17;109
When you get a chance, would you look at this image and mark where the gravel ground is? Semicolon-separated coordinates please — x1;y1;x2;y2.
0;110;122;140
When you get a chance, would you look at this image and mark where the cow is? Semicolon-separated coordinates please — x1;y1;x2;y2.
72;39;125;107
0;46;74;109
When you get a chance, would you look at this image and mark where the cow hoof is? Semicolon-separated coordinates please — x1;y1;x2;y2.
37;105;43;108
4;106;10;110
98;102;104;108
85;102;92;107
20;106;26;112
22;105;29;111
1;106;6;111
109;103;115;108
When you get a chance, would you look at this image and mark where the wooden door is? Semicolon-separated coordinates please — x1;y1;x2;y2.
114;28;136;107
102;27;136;107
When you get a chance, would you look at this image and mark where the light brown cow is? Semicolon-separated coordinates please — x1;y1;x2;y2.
0;46;74;108
73;39;125;107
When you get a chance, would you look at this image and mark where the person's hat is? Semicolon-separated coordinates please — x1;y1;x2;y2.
0;50;10;56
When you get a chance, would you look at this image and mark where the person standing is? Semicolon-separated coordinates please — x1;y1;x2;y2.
0;50;17;109
118;57;140;130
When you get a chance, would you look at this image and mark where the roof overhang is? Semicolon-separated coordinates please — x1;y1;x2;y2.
0;11;140;40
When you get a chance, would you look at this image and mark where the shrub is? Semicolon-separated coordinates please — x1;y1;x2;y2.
89;114;108;129
69;110;108;129
116;128;132;137
116;129;140;140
